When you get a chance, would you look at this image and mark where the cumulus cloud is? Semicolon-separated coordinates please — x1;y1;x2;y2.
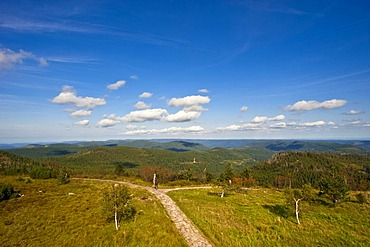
284;99;347;111
198;89;209;93
51;85;106;109
97;118;119;128
139;92;153;98
270;114;285;121
217;123;261;131
251;114;285;123
124;126;205;135
75;120;89;126
345;109;362;115
0;48;48;69
299;121;326;127
168;95;210;107
70;109;92;118
121;108;169;122
164;110;201;122
251;116;268;123
126;124;138;130
270;122;287;128
240;106;249;112
134;101;151;110
107;80;126;90
183;105;207;112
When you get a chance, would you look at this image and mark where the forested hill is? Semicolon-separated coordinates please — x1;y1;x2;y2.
251;151;370;190
46;146;272;176
4;140;208;158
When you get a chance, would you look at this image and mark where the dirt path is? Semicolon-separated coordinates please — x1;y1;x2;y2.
75;178;212;247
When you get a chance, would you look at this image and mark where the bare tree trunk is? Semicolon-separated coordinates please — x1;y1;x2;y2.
115;207;119;230
294;198;302;225
220;189;224;198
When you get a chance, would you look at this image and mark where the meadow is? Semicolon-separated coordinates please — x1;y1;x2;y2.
168;188;370;247
0;177;186;247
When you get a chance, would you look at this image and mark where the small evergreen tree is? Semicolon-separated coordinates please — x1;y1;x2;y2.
58;169;70;185
319;177;349;206
0;183;15;201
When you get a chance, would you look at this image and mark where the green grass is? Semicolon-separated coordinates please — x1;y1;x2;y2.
0;176;186;247
168;188;370;247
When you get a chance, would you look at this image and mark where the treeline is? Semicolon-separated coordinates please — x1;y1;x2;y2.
0;150;59;179
251;151;370;191
45;146;265;176
2;148;370;191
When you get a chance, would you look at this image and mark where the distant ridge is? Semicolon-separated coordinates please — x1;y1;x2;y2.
2;139;368;158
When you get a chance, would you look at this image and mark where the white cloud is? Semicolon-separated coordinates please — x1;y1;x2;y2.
97;118;119;128
134;101;151;109
251;116;269;123
270;122;287;128
349;120;361;125
240;106;249;112
139;92;153;98
251;115;285;123
183;105;207;112
51;85;106;109
284;99;347;111
299;121;326;127
0;48;47;68
126;124;138;130
217;123;261;132
168;95;210;107
198;89;209;93
130;75;138;80
75;120;89;126
345;109;362;115
269;114;285;121
107;80;126;90
164;110;201;122
122;108;168;122
124;126;205;135
70;109;92;118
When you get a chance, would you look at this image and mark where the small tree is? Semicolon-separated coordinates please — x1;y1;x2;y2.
0;183;15;201
284;184;315;225
102;184;136;230
58;169;70;185
319;177;349;206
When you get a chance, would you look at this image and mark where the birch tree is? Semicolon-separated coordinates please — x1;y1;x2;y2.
284;184;314;225
102;184;136;230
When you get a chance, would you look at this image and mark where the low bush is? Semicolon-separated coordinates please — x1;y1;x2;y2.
0;182;15;201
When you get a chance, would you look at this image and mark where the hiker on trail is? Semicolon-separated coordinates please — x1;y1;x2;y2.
153;173;158;189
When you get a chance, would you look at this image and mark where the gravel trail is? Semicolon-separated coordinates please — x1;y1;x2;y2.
75;178;212;247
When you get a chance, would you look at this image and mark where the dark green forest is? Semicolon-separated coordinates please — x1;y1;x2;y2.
1;144;370;191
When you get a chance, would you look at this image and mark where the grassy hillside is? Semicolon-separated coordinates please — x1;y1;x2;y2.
169;188;370;247
0;177;187;247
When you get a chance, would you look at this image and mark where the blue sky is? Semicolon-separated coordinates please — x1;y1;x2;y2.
0;0;369;142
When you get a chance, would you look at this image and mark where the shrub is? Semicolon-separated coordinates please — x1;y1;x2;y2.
356;193;368;204
0;183;15;201
29;166;58;179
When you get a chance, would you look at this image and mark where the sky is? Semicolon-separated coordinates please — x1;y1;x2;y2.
0;0;369;143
